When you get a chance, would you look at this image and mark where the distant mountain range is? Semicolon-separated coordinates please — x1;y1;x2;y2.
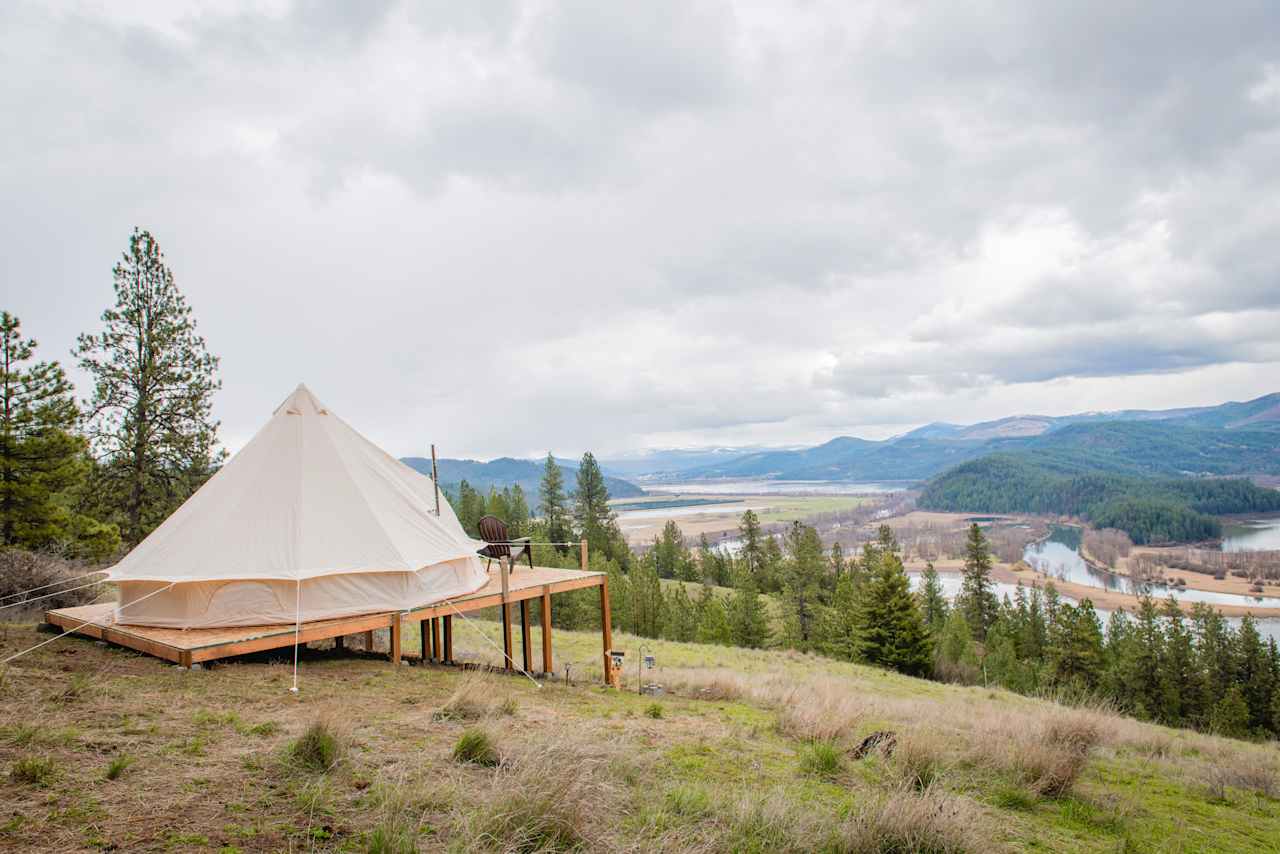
400;456;645;510
627;393;1280;483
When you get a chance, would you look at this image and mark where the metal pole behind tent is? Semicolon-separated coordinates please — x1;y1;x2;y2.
431;443;441;516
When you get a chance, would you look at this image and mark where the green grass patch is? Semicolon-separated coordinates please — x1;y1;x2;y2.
8;755;57;787
452;729;499;767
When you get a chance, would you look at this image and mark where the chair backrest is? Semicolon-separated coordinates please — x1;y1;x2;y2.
477;515;511;559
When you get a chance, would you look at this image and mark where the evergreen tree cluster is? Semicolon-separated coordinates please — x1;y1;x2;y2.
929;527;1280;740
2;228;223;563
920;454;1280;544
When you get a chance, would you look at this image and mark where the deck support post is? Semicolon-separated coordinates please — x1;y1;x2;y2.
599;591;613;685
519;600;531;673
390;617;402;666
443;615;453;663
363;630;374;652
432;618;442;664
500;556;513;670
419;619;429;663
540;588;553;674
334;635;344;652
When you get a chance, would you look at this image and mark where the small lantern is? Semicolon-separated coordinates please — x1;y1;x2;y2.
610;650;626;669
643;654;656;670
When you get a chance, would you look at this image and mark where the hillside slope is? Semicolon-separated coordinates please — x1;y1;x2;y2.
666;393;1280;483
2;620;1278;852
401;456;644;506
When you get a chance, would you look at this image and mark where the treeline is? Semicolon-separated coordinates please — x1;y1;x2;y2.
1;230;222;566
943;584;1280;741
919;454;1280;544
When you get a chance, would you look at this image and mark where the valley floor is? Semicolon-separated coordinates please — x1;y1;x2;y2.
2;619;1279;853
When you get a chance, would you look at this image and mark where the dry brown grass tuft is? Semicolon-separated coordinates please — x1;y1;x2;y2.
461;738;622;852
433;675;494;722
968;707;1101;799
776;687;868;744
889;729;951;791
838;788;986;853
1199;754;1280;801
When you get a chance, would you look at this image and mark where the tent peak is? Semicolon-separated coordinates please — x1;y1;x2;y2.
274;383;329;417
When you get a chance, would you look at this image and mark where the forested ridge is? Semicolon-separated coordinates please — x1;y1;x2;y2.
919;454;1280;543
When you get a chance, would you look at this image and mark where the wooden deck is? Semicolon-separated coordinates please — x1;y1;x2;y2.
45;563;610;675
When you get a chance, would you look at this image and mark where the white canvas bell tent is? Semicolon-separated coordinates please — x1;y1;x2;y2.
105;384;489;629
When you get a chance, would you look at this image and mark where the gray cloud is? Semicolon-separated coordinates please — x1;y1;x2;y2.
2;0;1278;458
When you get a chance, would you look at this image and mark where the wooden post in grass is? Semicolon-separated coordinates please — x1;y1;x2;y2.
390;617;402;665
520;600;532;673
443;615;453;664
541;588;553;674
600;575;613;684
432;617;442;663
500;556;513;670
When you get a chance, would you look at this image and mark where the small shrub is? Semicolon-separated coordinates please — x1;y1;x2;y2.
798;739;844;779
453;729;499;767
644;703;663;719
289;719;342;772
243;721;280;737
9;755;57;787
497;696;519;717
776;688;865;743
104;754;133;781
1201;760;1279;801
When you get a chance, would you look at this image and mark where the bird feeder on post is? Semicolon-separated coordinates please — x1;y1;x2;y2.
608;649;625;690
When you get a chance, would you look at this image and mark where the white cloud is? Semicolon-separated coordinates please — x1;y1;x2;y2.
2;0;1278;459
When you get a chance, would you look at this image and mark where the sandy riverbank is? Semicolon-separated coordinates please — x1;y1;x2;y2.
906;557;1280;619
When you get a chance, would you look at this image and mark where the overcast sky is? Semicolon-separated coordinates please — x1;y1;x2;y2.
4;1;1279;461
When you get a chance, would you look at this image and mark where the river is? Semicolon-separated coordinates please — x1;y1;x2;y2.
1222;517;1280;552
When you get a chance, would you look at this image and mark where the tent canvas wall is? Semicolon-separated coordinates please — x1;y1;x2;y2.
105;385;489;629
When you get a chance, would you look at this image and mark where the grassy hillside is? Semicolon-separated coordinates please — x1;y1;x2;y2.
3;619;1279;852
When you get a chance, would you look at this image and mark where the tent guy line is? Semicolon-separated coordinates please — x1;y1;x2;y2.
0;583;177;667
0;570;108;602
0;578;108;613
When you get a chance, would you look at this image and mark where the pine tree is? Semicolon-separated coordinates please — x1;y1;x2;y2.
956;523;998;639
823;571;860;661
75;229;222;545
695;582;732;645
653;520;686;579
917;562;948;635
1210;686;1250;739
629;554;664;638
1159;599;1200;727
1236;615;1275;734
0;311;117;557
829;541;845;587
572;452;625;565
664;583;698;642
935;610;979;681
507;484;531;538
1122;596;1166;720
779;522;826;650
456;480;485;536
853;547;932;677
1049;601;1105;693
538;453;570;549
728;567;769;649
738;509;764;582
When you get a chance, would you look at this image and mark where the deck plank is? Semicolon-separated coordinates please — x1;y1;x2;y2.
44;565;604;665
